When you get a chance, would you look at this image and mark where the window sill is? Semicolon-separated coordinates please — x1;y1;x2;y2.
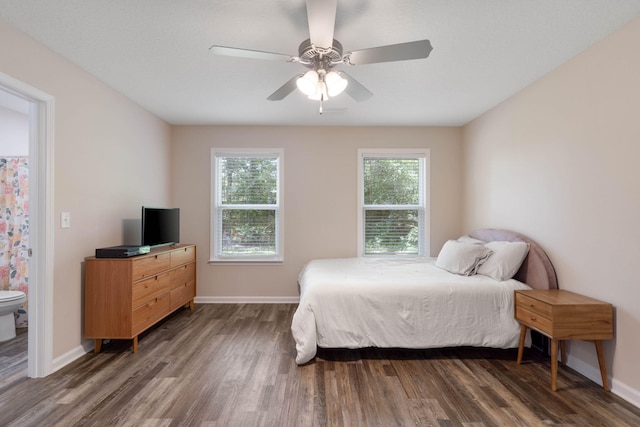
208;259;284;265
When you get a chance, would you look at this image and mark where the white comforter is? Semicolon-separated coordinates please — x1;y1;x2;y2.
291;257;531;364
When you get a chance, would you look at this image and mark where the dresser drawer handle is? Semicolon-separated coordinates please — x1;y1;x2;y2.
530;316;537;321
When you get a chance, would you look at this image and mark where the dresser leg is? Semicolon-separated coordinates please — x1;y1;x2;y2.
94;339;102;353
189;299;194;311
594;340;610;391
132;336;138;353
550;339;559;391
517;325;527;364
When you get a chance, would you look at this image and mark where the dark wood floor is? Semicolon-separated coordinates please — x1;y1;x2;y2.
1;304;639;426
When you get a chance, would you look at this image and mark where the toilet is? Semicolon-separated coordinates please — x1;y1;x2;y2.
0;291;26;342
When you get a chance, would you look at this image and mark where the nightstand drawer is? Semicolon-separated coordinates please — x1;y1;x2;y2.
515;293;552;318
515;306;552;335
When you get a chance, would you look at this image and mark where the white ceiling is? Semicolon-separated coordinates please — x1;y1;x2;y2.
1;1;639;126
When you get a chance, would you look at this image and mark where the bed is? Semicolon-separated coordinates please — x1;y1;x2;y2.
291;229;558;365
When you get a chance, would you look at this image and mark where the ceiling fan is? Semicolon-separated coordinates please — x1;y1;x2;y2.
210;0;433;103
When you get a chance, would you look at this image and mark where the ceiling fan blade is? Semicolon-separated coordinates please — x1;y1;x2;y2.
209;45;296;62
267;75;300;101
306;0;337;49
345;40;433;65
339;72;373;102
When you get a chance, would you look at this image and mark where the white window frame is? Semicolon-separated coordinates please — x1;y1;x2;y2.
357;148;430;257
210;148;284;263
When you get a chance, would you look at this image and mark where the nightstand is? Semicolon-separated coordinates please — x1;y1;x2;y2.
514;289;613;391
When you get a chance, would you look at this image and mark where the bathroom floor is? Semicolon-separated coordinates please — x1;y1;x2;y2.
0;328;28;383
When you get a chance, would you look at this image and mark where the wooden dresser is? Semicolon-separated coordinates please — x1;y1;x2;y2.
514;289;613;391
85;244;196;353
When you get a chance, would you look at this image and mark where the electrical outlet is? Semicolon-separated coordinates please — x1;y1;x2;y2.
61;212;71;229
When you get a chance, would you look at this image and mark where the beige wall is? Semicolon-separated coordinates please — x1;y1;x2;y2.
463;17;640;400
0;19;172;358
172;126;463;298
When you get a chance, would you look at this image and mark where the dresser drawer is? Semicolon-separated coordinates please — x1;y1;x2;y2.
170;262;196;290
132;253;171;281
132;272;171;309
132;292;170;334
171;246;196;267
170;280;195;311
515;306;552;335
515;292;552;318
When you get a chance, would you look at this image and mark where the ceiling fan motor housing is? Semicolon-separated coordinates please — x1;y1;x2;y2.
298;38;343;68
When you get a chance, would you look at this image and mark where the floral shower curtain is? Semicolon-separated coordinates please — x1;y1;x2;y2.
0;157;29;328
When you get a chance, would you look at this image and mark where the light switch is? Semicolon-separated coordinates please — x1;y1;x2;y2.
61;212;71;229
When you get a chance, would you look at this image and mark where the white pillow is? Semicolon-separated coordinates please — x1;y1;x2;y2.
457;235;486;245
436;240;493;276
477;241;529;281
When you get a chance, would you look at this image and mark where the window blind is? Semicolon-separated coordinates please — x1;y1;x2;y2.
212;151;282;261
361;155;426;256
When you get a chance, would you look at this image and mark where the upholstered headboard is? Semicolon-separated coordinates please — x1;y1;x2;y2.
469;228;558;290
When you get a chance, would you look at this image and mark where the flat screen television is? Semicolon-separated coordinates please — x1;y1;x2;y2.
141;206;180;247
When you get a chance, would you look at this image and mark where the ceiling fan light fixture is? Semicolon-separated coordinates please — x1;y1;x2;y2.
296;70;319;96
308;81;329;101
325;71;348;97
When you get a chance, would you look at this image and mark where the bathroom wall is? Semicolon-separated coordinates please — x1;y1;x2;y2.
0;104;29;155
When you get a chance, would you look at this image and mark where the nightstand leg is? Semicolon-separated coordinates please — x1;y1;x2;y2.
560;341;567;364
550;339;559;391
94;339;102;353
517;325;527;364
594;340;610;391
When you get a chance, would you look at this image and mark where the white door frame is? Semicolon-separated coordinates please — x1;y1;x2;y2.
0;71;54;378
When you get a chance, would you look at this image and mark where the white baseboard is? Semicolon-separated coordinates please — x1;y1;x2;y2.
566;355;604;387
611;378;640;409
567;356;640;409
50;340;94;375
195;296;299;304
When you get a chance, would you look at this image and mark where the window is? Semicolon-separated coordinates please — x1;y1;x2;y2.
358;149;429;257
211;149;283;262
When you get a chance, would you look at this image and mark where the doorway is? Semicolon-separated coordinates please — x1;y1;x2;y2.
0;92;29;338
0;72;54;378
